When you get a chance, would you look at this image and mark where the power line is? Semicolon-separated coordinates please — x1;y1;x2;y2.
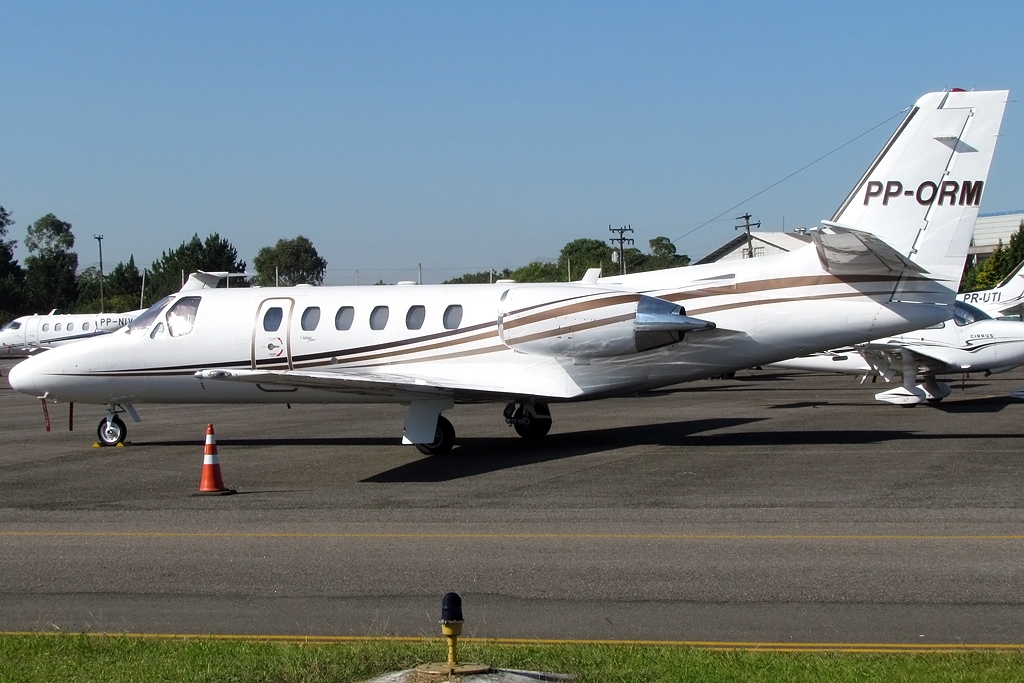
672;106;911;245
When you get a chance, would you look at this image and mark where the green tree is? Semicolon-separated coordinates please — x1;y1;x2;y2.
558;238;613;281
641;236;690;271
251;235;327;286
146;233;247;301
964;240;1010;292
510;261;562;282
1004;221;1024;277
961;223;1024;293
106;255;144;311
443;268;513;284
0;203;26;321
23;214;78;313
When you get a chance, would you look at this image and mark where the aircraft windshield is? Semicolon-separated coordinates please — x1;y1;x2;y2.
1;320;21;331
952;301;992;326
127;296;175;334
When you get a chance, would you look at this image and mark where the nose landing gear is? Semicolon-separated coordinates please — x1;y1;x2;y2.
96;415;127;446
504;402;552;439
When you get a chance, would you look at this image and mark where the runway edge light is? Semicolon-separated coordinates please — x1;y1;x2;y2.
192;424;237;496
415;592;489;676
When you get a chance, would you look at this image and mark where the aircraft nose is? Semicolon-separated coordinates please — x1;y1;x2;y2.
7;357;38;396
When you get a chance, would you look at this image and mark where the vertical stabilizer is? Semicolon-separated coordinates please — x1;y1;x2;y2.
830;90;1008;292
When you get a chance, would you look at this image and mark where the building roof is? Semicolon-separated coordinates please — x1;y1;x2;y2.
695;231;812;265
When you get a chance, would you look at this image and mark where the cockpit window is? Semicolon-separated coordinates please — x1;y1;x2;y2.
1;321;21;331
167;297;201;337
952;301;991;327
128;296;175;334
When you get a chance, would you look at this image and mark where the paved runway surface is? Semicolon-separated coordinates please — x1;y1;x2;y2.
2;358;1024;644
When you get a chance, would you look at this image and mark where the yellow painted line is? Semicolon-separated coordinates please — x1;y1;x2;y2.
1;631;1022;652
0;531;1023;541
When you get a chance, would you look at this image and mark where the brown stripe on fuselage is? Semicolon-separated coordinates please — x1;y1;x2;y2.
501;293;640;331
658;273;914;304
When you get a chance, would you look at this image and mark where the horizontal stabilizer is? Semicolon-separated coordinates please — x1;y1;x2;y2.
812;225;927;276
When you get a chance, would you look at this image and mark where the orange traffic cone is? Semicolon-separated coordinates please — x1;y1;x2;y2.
193;424;237;496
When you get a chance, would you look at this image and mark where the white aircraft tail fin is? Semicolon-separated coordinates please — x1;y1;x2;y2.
829;89;1008;296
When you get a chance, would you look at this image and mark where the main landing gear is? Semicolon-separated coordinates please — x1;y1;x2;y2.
406;400;553;457
504;402;552;439
415;415;456;456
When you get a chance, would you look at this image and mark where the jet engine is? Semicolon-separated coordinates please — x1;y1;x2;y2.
497;285;714;358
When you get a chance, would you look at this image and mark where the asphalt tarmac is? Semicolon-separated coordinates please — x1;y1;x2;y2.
2;357;1024;645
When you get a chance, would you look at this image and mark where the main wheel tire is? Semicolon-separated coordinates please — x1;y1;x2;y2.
97;416;127;446
512;403;551;439
415;415;456;456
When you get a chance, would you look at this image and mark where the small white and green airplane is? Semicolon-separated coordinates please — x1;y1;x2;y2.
8;89;1010;452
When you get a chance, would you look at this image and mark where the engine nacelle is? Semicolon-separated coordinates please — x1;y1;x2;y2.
497;285;713;358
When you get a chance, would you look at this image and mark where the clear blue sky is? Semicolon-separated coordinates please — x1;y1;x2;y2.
2;2;1022;284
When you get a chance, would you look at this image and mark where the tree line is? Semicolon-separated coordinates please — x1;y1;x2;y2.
0;201;327;322
443;236;690;284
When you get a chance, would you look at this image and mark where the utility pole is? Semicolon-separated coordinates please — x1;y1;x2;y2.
418;263;422;285
93;235;105;312
608;224;634;275
735;213;760;258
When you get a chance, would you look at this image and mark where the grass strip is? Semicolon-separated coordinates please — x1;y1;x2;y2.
2;634;1024;682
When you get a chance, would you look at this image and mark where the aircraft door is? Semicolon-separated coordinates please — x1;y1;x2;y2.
25;317;39;347
253;298;295;370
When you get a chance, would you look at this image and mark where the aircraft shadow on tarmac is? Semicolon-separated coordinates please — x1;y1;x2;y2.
359;418;949;483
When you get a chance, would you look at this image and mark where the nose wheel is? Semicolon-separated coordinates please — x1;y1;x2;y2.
96;416;127;446
504;402;552;439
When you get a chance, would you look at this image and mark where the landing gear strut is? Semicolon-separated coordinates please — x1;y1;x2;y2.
504;402;552;439
415;415;456;456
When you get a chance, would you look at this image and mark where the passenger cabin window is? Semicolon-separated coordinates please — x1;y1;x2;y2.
55;323;62;332
42;324;50;332
167;296;202;337
82;322;90;331
370;306;389;330
128;296;175;334
335;306;354;330
67;322;74;331
443;305;463;330
301;307;321;331
263;307;283;332
406;305;425;330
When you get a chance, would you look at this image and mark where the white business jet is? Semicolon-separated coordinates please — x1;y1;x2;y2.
0;271;236;356
1;309;145;356
8;89;1009;452
770;299;1024;404
957;259;1024;318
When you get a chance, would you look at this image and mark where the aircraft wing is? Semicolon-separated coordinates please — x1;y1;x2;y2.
856;343;960;379
194;367;512;400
